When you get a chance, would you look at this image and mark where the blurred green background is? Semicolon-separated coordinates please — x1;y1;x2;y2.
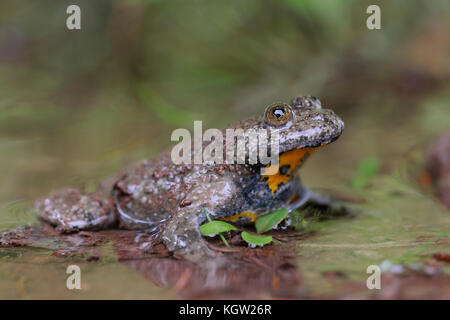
0;0;450;299
1;0;449;224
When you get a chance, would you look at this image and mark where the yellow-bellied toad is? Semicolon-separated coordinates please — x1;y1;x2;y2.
36;96;344;262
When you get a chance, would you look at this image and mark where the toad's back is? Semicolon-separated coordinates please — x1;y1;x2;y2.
112;151;251;230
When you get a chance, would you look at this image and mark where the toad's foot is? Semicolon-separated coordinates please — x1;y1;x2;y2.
35;188;116;233
161;207;219;263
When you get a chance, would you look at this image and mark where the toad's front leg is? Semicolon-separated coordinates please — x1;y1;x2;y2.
161;206;218;262
160;179;236;263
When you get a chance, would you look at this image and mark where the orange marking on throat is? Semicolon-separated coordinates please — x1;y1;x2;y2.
261;147;317;193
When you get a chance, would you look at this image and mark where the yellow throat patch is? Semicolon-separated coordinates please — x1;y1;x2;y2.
261;147;316;193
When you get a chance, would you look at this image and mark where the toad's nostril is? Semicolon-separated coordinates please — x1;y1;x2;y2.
291;96;322;109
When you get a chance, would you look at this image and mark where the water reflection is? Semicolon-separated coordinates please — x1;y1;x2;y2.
123;248;304;299
0;225;303;299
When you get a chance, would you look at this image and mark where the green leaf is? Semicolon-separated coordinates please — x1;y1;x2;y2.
241;232;273;246
301;219;309;228
200;221;237;236
255;208;288;233
352;157;380;189
202;209;232;247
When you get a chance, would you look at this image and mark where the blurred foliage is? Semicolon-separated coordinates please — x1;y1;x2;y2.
0;0;449;201
352;157;380;189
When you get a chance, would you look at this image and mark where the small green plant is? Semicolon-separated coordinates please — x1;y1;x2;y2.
352;156;380;189
255;208;288;233
200;208;291;248
241;232;272;246
201;210;235;248
199;220;237;235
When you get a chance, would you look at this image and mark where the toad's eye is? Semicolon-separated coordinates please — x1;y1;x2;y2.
264;103;293;127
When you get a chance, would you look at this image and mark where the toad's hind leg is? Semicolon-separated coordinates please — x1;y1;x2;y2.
288;177;351;216
35;188;116;233
161;206;218;263
293;187;354;218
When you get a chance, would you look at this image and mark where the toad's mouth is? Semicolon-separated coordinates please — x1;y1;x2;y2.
260;146;322;193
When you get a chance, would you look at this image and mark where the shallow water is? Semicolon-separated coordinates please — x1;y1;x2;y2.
1;93;449;299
